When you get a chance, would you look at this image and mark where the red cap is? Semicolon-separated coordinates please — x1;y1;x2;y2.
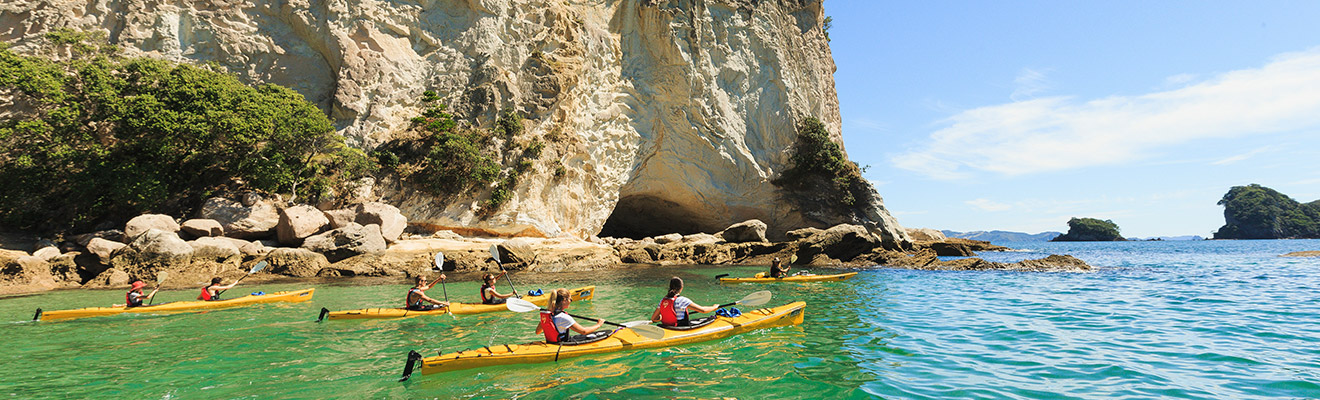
130;281;146;290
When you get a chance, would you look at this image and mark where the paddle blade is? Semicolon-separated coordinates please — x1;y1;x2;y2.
628;324;666;340
737;290;773;307
789;255;798;264
155;271;169;285
488;244;501;264
714;274;729;280
433;252;445;271
249;261;269;274
505;297;541;313
621;320;653;328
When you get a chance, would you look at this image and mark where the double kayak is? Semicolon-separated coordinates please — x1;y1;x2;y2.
719;272;858;283
33;289;316;321
400;301;806;377
319;286;595;321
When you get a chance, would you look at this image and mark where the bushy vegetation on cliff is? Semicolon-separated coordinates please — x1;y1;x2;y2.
0;30;372;233
1214;184;1320;239
774;117;872;212
1052;218;1125;241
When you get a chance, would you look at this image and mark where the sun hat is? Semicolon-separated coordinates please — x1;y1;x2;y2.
130;281;147;290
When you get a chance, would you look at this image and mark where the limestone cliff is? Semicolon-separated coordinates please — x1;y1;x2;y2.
1;0;908;242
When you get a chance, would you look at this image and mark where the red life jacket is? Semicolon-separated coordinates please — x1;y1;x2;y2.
657;297;679;326
480;283;491;303
125;290;139;306
538;310;563;343
199;286;215;301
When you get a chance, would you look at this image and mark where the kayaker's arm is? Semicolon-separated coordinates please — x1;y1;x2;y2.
418;292;449;307
688;303;719;314
426;274;446;290
570;319;605;334
488;287;514;299
650;307;663;323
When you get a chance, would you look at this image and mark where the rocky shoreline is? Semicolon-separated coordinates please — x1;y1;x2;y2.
0;195;1093;296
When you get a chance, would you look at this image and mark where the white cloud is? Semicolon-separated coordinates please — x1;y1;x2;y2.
1010;68;1053;101
1211;146;1276;165
894;48;1320;179
965;198;1011;212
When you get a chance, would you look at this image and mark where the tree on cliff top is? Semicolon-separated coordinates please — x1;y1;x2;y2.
1214;184;1320;239
0;30;373;233
773;117;873;214
1051;218;1125;241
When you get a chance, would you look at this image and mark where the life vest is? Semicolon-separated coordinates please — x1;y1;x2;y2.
200;286;217;301
125;291;143;307
480;283;492;304
538;310;567;343
657;297;679;326
406;288;423;307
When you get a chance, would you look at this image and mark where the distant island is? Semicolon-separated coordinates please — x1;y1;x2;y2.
1128;235;1205;241
942;230;1061;243
1214;184;1320;239
1051;217;1125;242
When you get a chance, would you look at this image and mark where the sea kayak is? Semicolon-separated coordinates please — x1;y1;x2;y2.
400;301;806;377
319;286;595;321
32;289;316;321
719;272;858;283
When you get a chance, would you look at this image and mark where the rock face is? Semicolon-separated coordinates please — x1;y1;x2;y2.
276;205;330;246
1;0;907;243
198;197;280;240
301;223;387;262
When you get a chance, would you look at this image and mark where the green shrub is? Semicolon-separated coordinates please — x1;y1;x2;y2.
773;117;871;208
0;32;366;232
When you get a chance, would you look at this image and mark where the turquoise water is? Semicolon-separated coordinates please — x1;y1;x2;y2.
2;240;1319;399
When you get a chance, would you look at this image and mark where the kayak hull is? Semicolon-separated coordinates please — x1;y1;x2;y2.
325;286;595;320
719;272;857;283
35;289;316;321
415;301;806;375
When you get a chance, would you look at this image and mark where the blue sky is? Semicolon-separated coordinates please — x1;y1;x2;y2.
827;1;1320;237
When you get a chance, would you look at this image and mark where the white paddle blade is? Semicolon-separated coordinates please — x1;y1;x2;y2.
738;290;773;307
621;320;653;328
789;255;799;264
250;261;269;274
488;244;501;264
433;252;445;270
155;271;169;285
628;324;666;340
505;297;541;313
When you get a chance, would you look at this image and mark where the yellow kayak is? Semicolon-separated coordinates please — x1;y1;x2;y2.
401;301;806;377
319;286;595;321
718;272;858;283
33;289;316;321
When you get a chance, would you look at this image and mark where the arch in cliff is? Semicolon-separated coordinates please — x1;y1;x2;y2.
598;194;719;239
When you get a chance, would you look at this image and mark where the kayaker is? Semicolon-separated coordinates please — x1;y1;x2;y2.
768;257;790;278
198;277;238;301
406;275;449;311
651;277;718;327
116;280;158;308
480;273;514;305
535;288;604;344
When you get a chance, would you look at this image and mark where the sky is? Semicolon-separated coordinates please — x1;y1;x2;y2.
826;1;1320;238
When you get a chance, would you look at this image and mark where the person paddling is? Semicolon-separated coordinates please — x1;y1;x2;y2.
480;273;515;305
535;288;605;344
198;277;238;301
768;257;791;278
406;275;450;311
116;280;158;308
651;277;718;327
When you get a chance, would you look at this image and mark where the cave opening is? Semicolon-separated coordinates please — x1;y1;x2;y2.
598;195;711;239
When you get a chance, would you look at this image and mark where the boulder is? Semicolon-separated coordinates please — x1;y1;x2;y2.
82;268;131;289
786;228;823;241
188;237;242;263
124;214;180;242
929;241;975;257
798;224;881;263
180;219;225;238
111;229;193;275
355;202;407;243
277;205;330;246
199;196;280;239
301;223;387;262
265;248;330;277
86;238;127;264
33;246;61;261
652;233;682;244
679;233;721;244
496;238;538;266
721;219;768;243
322;208;357;229
905;227;948;242
0;251;59;293
70;230;124;247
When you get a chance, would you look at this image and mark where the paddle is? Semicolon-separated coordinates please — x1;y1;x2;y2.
147;271;168;305
216;261;268;297
505;297;665;340
433;252;455;319
717;290;772;309
489;243;520;298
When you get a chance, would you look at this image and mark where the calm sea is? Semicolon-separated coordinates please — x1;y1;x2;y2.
2;239;1317;399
